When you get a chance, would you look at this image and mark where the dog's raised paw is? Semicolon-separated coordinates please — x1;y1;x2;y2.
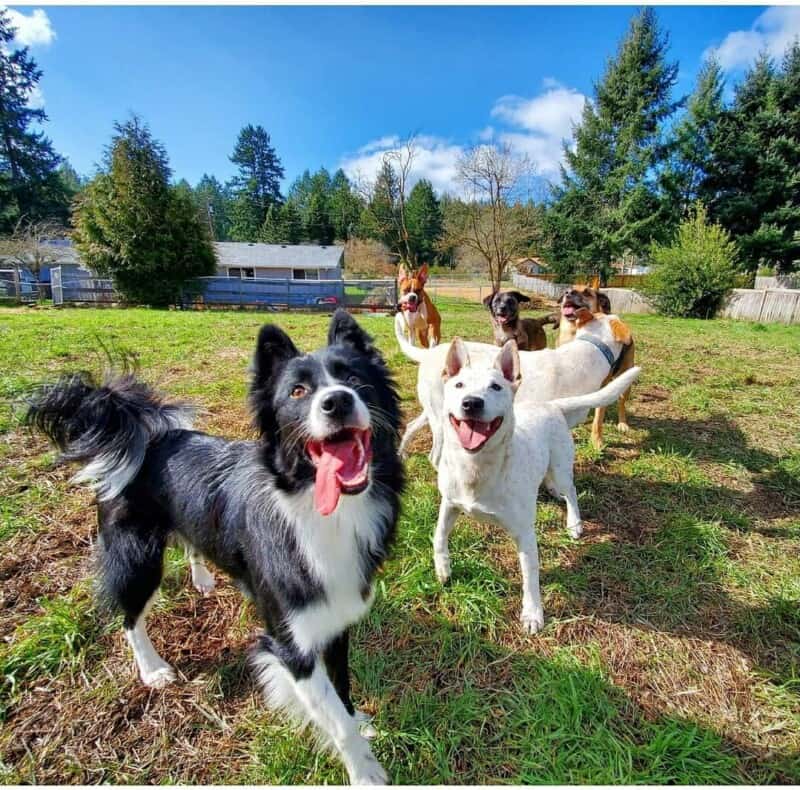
354;710;378;740
521;608;545;635
141;664;177;689
348;754;388;785
191;564;216;595
568;521;583;539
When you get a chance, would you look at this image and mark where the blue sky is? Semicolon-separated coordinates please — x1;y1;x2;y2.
8;5;800;194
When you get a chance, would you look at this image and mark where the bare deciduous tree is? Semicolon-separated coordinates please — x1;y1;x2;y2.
443;143;537;291
0;218;69;278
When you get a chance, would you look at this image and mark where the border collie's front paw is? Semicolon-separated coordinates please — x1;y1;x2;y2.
191;563;216;595
141;664;177;688
568;521;583;539
354;710;378;739
521;607;545;635
434;554;451;584
349;756;388;786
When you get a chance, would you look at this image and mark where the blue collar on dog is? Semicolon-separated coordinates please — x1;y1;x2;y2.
576;334;618;370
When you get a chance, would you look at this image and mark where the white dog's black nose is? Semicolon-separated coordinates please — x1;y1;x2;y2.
461;396;484;415
321;390;354;418
407;292;418;303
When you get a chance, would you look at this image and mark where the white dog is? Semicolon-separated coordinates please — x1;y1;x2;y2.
395;308;634;465
434;338;640;633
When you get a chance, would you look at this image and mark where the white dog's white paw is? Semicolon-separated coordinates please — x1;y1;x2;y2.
434;554;451;584
617;422;630;433
568;521;583;539
521;608;545;635
354;710;378;740
191;563;216;595
141;663;177;689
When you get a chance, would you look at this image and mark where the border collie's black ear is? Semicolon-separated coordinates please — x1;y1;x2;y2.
597;291;612;314
509;291;531;304
482;291;496;309
252;324;299;392
328;308;374;354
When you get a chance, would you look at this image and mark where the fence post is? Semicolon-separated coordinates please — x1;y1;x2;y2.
12;267;20;305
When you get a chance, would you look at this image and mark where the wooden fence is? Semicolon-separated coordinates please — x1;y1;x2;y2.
511;272;800;324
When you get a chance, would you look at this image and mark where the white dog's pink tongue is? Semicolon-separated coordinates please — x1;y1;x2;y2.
456;419;493;450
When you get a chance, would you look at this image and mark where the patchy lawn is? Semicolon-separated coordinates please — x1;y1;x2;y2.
0;301;798;784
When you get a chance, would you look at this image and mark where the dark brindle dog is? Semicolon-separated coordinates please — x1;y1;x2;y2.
483;290;559;351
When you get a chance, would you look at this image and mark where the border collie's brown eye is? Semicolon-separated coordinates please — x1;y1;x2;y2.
347;375;360;386
291;384;308;399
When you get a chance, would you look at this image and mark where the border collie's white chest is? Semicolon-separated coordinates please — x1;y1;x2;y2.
277;489;386;655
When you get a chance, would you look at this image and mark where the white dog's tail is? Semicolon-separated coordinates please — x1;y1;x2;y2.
549;367;641;414
393;311;428;363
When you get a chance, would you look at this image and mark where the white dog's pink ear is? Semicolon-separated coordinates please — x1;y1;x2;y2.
495;340;521;390
444;337;470;378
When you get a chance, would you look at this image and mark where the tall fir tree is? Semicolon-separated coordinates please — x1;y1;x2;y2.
228;124;284;239
661;56;725;220
305;191;334;245
543;8;680;280
328;168;363;240
193;174;231;241
405;179;443;265
72;116;215;304
705;49;800;272
0;9;67;231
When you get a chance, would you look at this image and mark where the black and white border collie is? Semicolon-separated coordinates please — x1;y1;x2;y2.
26;310;404;785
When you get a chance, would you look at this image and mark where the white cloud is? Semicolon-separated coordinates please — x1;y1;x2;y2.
340;134;465;196
342;79;586;193
3;7;55;47
27;84;44;109
490;82;586;176
708;6;800;72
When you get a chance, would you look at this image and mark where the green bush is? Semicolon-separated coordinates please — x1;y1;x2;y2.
642;204;739;318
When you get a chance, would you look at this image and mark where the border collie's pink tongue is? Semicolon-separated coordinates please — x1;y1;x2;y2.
451;416;502;451
308;431;371;516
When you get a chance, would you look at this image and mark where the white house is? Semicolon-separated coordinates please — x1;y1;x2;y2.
214;242;344;281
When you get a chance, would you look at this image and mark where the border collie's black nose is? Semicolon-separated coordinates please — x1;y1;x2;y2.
321;389;354;418
461;396;484;415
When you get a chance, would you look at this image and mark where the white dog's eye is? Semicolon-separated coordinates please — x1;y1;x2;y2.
454;382;464;389
490;383;502;391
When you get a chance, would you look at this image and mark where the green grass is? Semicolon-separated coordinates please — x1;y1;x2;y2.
0;300;799;783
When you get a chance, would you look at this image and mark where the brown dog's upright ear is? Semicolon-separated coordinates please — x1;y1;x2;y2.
417;263;429;285
482;291;496;308
597;291;612;314
443;337;470;379
494;340;521;391
397;263;408;282
508;291;531;304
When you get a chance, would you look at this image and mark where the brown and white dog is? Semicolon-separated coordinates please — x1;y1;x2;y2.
557;286;635;448
483;290;559;351
396;263;442;348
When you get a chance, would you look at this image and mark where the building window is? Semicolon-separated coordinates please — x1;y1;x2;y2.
228;267;254;279
293;268;319;281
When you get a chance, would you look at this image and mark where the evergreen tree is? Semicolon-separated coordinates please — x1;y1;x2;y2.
705;49;800;272
0;9;67;231
405;179;443;264
193;174;230;241
328;168;362;240
280;199;304;244
306;191;334;244
229;124;284;234
544;8;680;280
287;169;314;217
72;116;215;305
259;203;281;243
661;56;725;219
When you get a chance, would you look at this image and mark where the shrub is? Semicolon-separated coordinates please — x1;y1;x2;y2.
642;204;739;318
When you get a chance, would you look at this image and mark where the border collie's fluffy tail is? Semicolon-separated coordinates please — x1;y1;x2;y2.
393;312;429;363
549;366;641;414
25;372;193;501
